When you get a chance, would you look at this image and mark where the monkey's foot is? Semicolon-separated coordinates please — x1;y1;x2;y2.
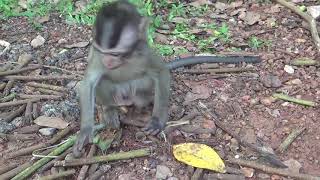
142;116;166;135
73;126;94;158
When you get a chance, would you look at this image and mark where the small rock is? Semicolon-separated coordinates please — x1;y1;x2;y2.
286;78;302;85
58;38;68;44
284;65;294;74
241;167;254;177
260;97;276;106
0;121;15;133
257;173;270;179
39;127;57;136
118;173;137;180
156;165;172;179
18;53;33;63
283;159;302;173
260;74;282;88
31;35;45;48
230;138;239;151
65;153;75;160
307;6;320;19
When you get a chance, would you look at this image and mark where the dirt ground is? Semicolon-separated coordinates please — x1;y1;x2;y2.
0;1;320;180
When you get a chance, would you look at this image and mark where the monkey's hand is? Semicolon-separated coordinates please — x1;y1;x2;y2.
142;116;166;135
73;126;94;157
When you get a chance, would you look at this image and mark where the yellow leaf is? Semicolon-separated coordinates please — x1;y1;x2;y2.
173;143;226;173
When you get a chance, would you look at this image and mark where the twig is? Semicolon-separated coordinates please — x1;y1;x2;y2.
0;65;41;76
0;93;16;103
277;127;306;153
0;83;6;91
4;75;81;81
228;158;320;180
26;82;67;92
25;101;33;122
3;80;14;96
1;61;84;77
0;98;40;108
0;163;19;174
14;124;40;134
182;67;254;74
0;63;13;72
191;168;203;180
55;148;151;167
11;136;76;180
275;0;320;53
0;133;38;141
0;161;32;179
197;101;287;168
37;88;64;96
32;103;39;119
38;169;76;180
77;145;97;180
18;94;62;100
6;126;73;159
291;58;318;66
272;93;316;107
4;104;26;123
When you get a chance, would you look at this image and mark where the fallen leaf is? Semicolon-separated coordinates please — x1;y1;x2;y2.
184;84;211;103
189;0;212;7
241;12;261;25
173;143;226;173
34;116;69;129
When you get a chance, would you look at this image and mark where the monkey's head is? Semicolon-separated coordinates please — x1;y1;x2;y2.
92;0;149;70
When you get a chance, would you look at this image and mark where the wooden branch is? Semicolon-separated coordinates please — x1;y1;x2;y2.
0;65;41;76
228;158;320;180
273;93;316;107
0;163;19;174
4;75;81;81
55;148;151;167
4;104;26;123
77;145;97;180
0;98;40;108
0;93;16;103
26;82;67;92
275;0;320;53
18;94;62;100
182;67;254;74
0;161;32;179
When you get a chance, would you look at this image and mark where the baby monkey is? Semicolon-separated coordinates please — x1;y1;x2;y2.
73;0;261;157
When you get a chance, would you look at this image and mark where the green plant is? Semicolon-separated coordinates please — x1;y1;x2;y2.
0;0;19;18
168;3;185;21
248;36;271;50
155;44;174;56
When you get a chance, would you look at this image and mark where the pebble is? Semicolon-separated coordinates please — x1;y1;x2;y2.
31;35;45;48
39;127;57;136
156;165;172;179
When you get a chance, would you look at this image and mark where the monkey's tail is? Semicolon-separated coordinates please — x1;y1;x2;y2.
166;56;262;70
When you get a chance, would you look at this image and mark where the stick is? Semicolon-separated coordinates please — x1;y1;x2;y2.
228;158;320;180
6;126;73;159
26;82;67;92
38;169;76;180
291;58;318;66
0;83;6;91
77;145;97;180
4;75;81;81
37;88;64;96
272;93;316;107
277;127;306;153
0;65;41;76
0;98;40;108
4;104;26;123
0;161;32;179
32;103;39;119
197;101;287;168
204;173;245;180
87;165;111;180
11;136;76;180
3;80;14;96
25;101;33;122
38;148;72;173
0;93;16;103
55;148;151;167
18;94;62;100
0;163;19;174
275;0;320;53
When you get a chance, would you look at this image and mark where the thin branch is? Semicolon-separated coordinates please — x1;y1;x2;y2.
4;104;26;123
0;98;40;108
4;75;81;81
18;94;62;100
26;82;67;92
277;127;306;153
0;65;41;76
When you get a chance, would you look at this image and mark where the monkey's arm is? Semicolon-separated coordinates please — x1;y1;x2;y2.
73;49;105;157
166;55;261;69
142;56;171;135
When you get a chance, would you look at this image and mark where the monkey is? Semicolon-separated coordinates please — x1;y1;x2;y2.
72;0;261;157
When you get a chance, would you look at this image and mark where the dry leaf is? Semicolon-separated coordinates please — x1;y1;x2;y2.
34;116;69;129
